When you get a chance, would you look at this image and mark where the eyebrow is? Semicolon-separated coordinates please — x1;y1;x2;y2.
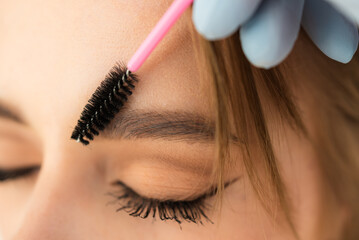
102;109;233;144
0;101;24;124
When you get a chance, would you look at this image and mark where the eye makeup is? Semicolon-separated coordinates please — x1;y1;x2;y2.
108;179;238;225
109;180;211;225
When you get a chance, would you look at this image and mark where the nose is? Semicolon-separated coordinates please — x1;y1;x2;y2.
10;150;104;240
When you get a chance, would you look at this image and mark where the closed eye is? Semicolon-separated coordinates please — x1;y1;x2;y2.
0;166;40;182
107;179;238;225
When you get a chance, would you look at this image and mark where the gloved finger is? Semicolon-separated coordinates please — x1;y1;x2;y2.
302;0;358;63
324;0;359;25
192;0;262;40
240;0;305;69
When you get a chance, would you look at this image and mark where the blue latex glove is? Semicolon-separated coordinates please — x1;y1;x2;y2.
326;0;359;24
193;0;359;69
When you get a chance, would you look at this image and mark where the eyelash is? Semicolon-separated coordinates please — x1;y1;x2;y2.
108;181;215;225
0;166;39;182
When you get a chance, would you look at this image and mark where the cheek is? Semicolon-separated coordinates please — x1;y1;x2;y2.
274;126;327;237
0;181;33;238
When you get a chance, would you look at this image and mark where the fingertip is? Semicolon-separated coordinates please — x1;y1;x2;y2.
302;0;359;64
193;0;262;40
240;0;304;68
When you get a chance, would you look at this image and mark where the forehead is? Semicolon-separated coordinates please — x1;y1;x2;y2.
0;0;211;141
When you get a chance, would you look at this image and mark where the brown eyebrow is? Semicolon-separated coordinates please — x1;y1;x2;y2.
101;109;239;144
0;101;24;124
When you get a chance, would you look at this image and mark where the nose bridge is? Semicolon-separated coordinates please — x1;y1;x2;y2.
11;146;102;240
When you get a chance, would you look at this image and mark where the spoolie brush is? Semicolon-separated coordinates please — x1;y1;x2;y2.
71;64;138;145
71;0;194;145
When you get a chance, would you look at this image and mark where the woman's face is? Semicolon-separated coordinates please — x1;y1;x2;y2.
0;1;341;239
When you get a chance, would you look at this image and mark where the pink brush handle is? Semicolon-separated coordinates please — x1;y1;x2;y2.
127;0;194;72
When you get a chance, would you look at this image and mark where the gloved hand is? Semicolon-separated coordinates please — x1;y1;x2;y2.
326;0;359;24
193;0;359;69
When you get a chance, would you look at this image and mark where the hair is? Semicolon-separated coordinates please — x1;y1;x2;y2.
192;28;359;239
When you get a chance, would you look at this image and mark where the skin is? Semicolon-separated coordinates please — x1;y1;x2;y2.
0;0;346;239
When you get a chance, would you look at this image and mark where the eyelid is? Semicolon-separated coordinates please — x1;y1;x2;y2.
111;178;238;201
111;180;208;202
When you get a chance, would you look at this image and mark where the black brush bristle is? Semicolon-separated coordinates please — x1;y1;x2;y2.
71;64;138;145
